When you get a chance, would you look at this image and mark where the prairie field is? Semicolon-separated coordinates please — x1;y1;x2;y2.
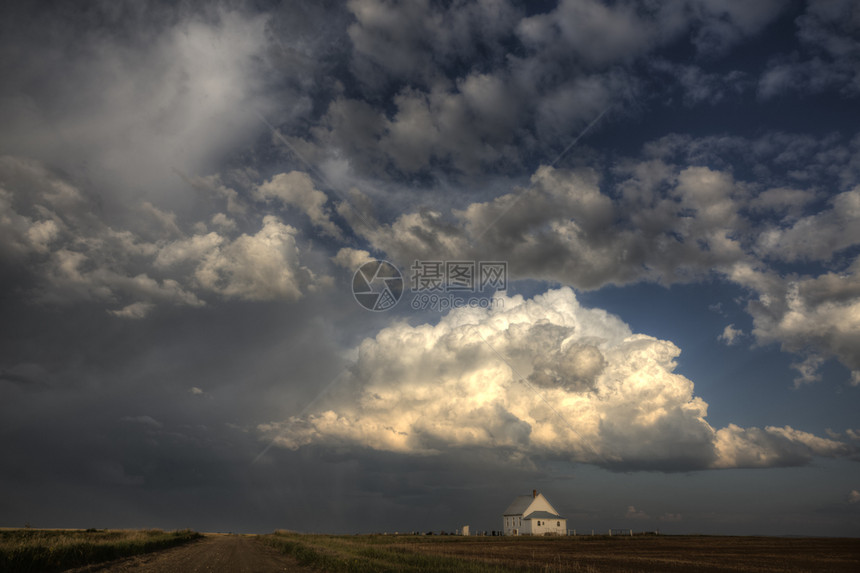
0;528;201;572
260;532;860;573
2;529;857;572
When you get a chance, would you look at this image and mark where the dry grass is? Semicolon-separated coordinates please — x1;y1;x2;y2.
0;528;201;572
260;532;860;573
259;531;521;572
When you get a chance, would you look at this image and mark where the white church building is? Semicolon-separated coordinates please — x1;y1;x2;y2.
503;490;567;536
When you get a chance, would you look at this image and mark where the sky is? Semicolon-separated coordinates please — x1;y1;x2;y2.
1;0;859;536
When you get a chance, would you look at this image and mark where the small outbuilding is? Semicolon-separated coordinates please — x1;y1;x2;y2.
503;489;567;536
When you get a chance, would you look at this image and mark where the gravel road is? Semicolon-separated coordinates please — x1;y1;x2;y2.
67;534;311;573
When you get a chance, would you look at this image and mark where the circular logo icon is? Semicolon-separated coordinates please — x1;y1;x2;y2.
352;260;403;311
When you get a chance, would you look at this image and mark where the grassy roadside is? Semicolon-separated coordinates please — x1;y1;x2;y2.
0;528;202;572
258;531;534;572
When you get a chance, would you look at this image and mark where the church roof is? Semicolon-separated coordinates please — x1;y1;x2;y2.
503;495;535;516
504;491;564;518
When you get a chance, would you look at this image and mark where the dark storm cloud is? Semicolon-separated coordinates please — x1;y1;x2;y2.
0;295;350;529
759;0;860;98
292;0;790;180
0;0;352;225
2;0;860;536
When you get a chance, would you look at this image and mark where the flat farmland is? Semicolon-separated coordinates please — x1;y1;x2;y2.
261;532;860;572
4;530;857;572
415;535;860;572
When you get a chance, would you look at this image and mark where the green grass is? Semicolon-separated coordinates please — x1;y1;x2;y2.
0;528;202;572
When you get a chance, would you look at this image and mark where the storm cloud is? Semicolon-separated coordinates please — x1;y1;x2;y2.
2;0;859;536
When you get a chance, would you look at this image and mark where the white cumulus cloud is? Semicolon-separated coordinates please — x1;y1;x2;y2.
260;288;850;471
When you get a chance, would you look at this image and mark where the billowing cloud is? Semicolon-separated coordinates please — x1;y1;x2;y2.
342;133;860;385
259;288;850;471
0;156;329;313
754;188;860;262
729;259;860;386
712;424;848;468
517;0;785;64
297;0;788;179
346;0;522;87
166;216;326;302
349;161;753;290
257;171;342;238
332;247;376;271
